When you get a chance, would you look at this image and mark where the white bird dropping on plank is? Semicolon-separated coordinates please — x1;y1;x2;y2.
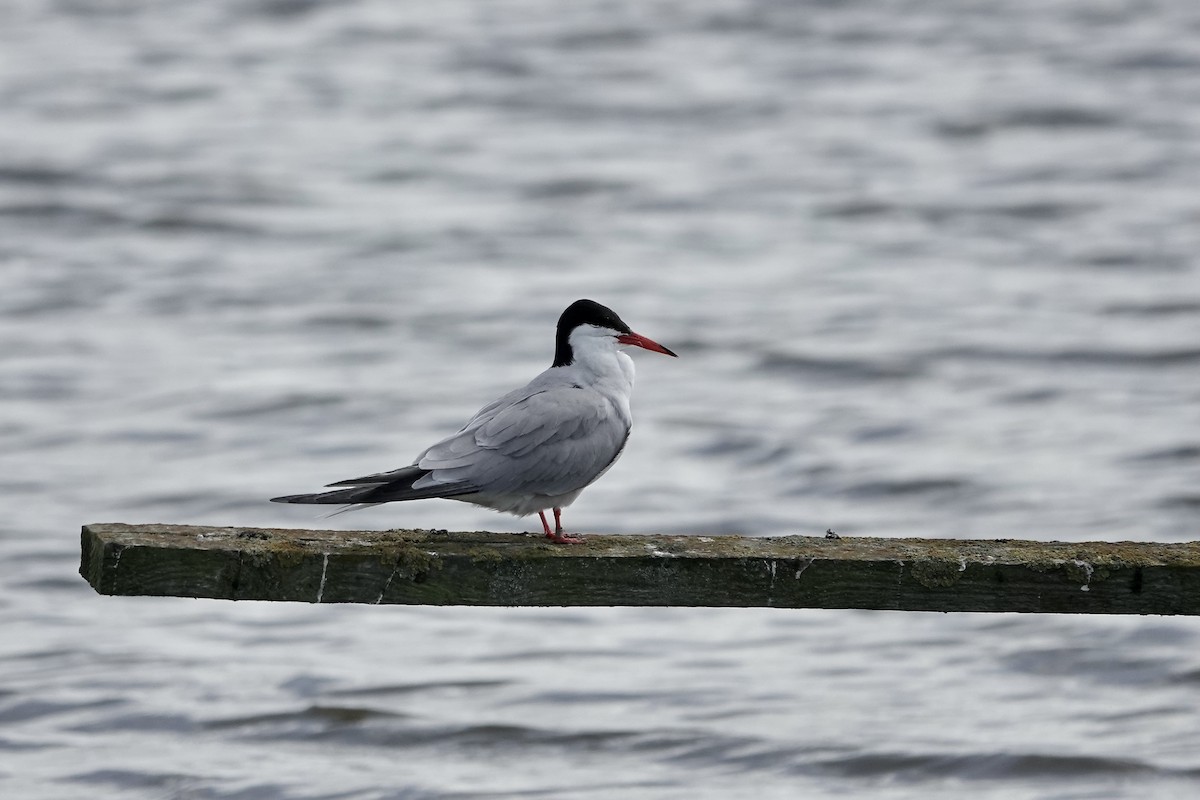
271;299;677;543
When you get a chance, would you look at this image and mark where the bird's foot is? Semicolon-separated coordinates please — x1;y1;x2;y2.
540;508;584;543
545;530;586;545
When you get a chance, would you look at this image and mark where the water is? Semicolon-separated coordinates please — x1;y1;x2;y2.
3;0;1200;797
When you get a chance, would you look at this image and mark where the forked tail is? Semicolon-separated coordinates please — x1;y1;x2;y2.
270;466;474;505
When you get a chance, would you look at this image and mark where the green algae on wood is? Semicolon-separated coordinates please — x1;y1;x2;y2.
79;523;1200;615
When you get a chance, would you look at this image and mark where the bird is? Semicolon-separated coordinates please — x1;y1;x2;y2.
271;299;677;543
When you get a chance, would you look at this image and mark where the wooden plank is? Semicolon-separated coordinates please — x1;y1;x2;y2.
79;523;1200;615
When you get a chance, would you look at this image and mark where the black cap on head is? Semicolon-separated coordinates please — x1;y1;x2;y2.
552;299;631;367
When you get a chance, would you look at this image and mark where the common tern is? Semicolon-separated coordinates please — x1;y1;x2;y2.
271;299;677;543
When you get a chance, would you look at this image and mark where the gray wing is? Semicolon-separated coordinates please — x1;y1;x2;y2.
411;385;629;498
315;386;541;490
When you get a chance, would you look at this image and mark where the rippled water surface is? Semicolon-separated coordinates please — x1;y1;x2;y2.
3;1;1200;798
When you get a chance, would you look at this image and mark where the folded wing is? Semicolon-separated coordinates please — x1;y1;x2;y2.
412;385;629;498
271;383;629;507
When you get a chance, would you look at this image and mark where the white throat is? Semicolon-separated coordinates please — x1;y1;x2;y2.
565;324;636;392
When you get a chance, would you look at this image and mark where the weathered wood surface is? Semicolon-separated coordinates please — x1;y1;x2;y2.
79;523;1200;614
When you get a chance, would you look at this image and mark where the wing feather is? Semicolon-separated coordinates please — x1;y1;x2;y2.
299;380;630;509
416;385;628;498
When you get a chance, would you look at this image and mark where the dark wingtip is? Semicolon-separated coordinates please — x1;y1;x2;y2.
270;494;331;504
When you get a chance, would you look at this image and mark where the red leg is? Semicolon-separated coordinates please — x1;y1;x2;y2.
546;506;585;544
538;510;553;537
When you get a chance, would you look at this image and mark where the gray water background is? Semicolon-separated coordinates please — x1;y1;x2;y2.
3;1;1200;797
